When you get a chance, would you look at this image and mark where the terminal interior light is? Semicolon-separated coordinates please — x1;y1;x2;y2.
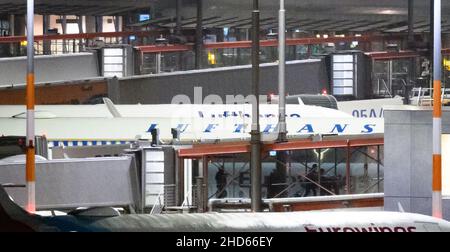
443;58;450;71
207;51;216;65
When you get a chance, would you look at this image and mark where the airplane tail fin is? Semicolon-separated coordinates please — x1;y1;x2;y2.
0;185;36;231
397;202;405;213
103;98;122;118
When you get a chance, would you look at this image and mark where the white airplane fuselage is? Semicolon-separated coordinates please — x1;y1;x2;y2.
44;211;450;232
0;104;383;143
0;182;447;232
337;97;404;118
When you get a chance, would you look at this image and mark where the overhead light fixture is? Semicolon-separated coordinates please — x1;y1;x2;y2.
267;30;278;40
155;35;168;45
351;41;359;48
386;43;400;52
376;8;406;15
379;9;396;15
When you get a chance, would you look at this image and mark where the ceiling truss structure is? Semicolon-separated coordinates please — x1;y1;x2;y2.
1;0;450;33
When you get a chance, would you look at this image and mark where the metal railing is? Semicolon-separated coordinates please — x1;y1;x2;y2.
411;87;450;106
375;78;393;98
149;184;176;215
149;190;165;215
0;31;161;57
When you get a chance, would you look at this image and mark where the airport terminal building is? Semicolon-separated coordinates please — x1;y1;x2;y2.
1;0;450;232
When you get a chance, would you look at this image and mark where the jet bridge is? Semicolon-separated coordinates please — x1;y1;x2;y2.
0;156;140;211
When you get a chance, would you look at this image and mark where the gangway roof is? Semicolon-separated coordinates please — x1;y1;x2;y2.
178;134;384;158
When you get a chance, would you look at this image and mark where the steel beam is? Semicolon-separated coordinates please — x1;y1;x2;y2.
0;31;166;43
278;0;287;142
195;0;203;69
250;0;262;212
25;0;36;213
432;0;443;219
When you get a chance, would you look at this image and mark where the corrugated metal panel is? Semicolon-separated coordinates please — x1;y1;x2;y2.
0;157;138;210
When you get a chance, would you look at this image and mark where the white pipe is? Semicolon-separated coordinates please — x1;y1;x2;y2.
26;0;36;213
278;0;287;141
432;0;442;219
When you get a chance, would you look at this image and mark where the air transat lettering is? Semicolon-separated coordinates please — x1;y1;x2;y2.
222;111;240;118
263;124;277;133
146;124;158;132
234;124;245;133
145;123;379;135
297;124;314;133
204;124;219;133
176;124;189;133
361;124;375;134
330;124;348;133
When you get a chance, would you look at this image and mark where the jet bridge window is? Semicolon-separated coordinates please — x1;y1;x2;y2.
332;54;356;96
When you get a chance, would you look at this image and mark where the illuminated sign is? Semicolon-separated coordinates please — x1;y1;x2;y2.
139;14;150;22
444;58;450;71
208;51;216;65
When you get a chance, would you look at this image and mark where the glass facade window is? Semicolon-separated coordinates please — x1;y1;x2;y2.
103;48;124;77
333;71;353;79
333;63;354;71
333;87;354;95
204;145;384;200
332;54;355;96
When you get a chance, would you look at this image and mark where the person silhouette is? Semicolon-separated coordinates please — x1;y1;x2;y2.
215;166;228;198
303;164;318;197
